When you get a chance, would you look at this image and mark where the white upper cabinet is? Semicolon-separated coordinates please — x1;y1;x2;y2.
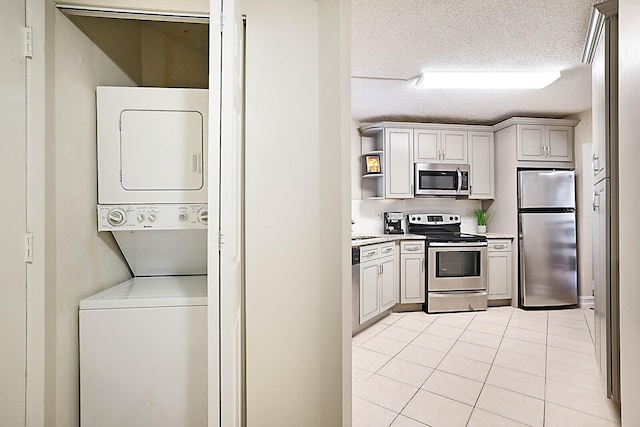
441;131;468;163
468;131;495;199
414;129;468;164
517;124;574;162
385;128;414;199
414;129;440;163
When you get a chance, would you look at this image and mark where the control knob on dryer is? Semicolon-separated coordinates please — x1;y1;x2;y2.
107;208;126;227
198;208;208;224
178;212;189;222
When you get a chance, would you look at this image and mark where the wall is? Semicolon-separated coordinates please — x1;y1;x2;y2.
243;0;346;425
618;0;640;424
568;110;594;301
46;10;134;426
352;199;482;235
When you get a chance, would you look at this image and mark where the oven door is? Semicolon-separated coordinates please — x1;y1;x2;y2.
427;243;487;291
414;163;469;196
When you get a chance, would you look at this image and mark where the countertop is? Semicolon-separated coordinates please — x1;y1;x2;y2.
352;232;514;247
351;234;426;247
474;233;515;239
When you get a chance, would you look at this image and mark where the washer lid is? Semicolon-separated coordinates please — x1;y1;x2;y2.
79;275;207;310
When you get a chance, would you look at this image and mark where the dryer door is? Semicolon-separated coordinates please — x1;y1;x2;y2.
97;86;208;204
120;109;204;191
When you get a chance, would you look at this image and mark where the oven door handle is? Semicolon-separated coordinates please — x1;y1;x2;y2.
429;242;488;247
456;167;462;194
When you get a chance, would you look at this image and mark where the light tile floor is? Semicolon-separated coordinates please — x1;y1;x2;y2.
352;306;621;427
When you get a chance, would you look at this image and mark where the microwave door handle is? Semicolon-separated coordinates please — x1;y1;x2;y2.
456;167;462;194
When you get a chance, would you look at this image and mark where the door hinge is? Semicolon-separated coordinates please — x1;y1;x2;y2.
24;26;33;59
25;232;34;263
220;13;225;32
218;230;223;252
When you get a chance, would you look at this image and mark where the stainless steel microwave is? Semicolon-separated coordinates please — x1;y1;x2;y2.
414;163;470;197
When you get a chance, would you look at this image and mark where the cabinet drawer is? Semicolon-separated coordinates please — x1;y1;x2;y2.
360;244;380;260
379;242;396;257
487;239;511;252
401;241;425;254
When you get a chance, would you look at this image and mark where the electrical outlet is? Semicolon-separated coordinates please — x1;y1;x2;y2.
374;211;382;219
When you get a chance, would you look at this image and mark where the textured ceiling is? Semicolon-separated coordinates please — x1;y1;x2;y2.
351;0;596;124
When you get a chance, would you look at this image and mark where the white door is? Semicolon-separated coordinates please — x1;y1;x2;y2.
0;0;27;425
219;0;245;425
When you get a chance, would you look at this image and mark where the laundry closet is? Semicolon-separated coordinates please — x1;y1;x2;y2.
47;1;214;426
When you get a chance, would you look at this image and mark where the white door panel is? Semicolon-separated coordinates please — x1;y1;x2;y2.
0;0;27;425
219;0;245;425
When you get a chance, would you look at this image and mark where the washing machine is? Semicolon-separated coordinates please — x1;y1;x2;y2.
80;86;210;426
79;276;207;427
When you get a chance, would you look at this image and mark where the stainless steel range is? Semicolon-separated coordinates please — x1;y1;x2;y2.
407;213;488;313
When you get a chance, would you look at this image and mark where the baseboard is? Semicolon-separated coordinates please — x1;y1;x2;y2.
579;295;595;309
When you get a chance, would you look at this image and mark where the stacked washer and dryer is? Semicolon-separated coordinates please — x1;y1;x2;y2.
79;87;209;427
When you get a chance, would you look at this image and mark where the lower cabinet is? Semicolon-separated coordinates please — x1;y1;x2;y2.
400;241;425;303
487;239;512;300
360;242;397;324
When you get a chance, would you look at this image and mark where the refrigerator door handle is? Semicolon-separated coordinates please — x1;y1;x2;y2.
519;232;526;305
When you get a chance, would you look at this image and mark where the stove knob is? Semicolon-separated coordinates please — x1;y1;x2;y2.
450;216;453;220
411;216;415;221
148;213;157;222
417;216;421;221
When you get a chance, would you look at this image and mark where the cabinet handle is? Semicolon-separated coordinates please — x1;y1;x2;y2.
379;265;383;274
364;250;377;257
406;246;420;251
493;244;506;249
382;247;393;253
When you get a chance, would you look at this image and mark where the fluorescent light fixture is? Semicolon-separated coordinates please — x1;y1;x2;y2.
416;71;561;89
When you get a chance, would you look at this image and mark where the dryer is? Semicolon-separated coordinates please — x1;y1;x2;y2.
81;86;210;426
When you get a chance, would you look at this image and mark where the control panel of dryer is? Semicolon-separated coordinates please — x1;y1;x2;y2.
98;204;208;231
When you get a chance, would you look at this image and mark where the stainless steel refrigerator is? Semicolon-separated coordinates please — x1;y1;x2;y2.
518;170;578;308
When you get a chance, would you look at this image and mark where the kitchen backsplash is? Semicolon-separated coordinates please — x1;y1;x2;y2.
352;198;482;235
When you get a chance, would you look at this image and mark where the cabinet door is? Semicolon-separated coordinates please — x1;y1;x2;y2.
546;126;574;161
384;128;414;199
400;254;425;303
441;130;468;163
360;260;380;323
592;31;607;183
487;250;511;300
414;129;440;163
468;132;495;199
593;179;607;384
517;125;545;160
379;257;396;311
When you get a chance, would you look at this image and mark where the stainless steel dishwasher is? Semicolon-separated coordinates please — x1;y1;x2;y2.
352;246;360;334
